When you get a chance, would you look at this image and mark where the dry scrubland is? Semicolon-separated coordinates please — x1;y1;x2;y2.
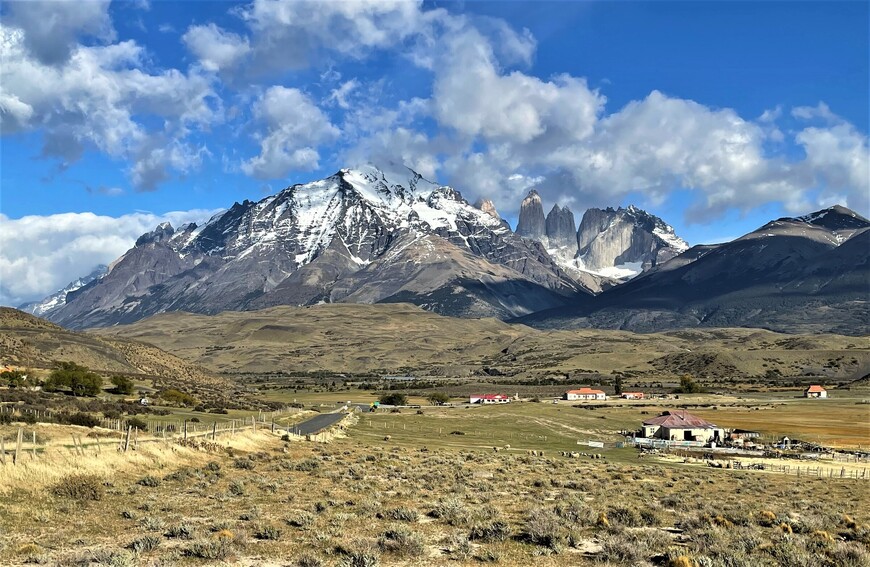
95;304;869;387
0;401;869;567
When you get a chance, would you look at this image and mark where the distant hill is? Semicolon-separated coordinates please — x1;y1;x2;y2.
0;307;234;402
94;303;869;385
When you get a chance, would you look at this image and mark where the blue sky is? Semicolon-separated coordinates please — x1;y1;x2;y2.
1;0;868;305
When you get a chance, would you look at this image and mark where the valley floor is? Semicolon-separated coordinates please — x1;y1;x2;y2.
0;395;868;566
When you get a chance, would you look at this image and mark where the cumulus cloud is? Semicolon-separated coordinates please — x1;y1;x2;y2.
182;23;250;72
0;24;220;190
241;86;339;179
0;209;222;306
432;28;604;144
237;0;434;72
3;0;114;65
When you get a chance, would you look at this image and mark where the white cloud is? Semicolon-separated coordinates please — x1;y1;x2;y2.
0;25;220;189
238;0;434;72
432;28;604;144
241;86;339;179
325;79;360;110
792;102;839;123
0;209;221;306
182;23;250;72
796;123;870;213
3;0;114;65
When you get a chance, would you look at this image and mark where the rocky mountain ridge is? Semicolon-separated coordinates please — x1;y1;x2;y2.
45;166;589;328
515;192;688;280
18;265;108;317
517;205;870;336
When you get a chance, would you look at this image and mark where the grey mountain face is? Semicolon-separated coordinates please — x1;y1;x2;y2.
576;206;688;274
545;204;577;249
516;190;546;240
18;265;108;317
48;166;587;329
517;206;870;336
516;193;688;283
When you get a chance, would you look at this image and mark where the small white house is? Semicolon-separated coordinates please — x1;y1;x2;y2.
804;385;827;398
469;394;511;404
564;388;606;401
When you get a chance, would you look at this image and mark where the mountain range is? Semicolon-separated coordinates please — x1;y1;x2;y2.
517;205;870;335
20;165;869;335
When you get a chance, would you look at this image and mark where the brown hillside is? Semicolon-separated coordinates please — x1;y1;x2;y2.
93;303;869;385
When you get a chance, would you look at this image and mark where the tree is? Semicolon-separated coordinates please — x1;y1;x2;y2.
44;361;103;397
613;375;624;396
675;375;703;394
427;392;450;406
1;370;26;388
159;388;199;407
110;375;135;395
379;392;407;406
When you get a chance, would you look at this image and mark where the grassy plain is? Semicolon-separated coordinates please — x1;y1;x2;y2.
0;416;868;567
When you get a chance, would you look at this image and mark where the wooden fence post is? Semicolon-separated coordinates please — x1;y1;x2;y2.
14;428;22;464
183;420;188;440
124;426;132;452
1;436;5;465
31;430;36;459
212;422;217;441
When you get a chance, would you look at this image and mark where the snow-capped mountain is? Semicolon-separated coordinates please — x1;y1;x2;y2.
18;265;108;317
517;205;870;336
48;166;586;328
514;193;688;282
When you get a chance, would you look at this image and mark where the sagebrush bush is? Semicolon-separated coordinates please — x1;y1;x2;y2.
377;525;424;557
524;507;566;550
52;474;104;501
127;535;161;553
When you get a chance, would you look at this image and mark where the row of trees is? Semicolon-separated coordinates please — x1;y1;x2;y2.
2;361;137;397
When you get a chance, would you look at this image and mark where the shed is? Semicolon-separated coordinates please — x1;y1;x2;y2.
804;385;827;398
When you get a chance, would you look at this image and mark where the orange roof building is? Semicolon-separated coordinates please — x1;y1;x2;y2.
564;388;607;401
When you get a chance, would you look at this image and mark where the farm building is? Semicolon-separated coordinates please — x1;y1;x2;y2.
804;385;827;398
469;394;511;404
641;410;724;444
565;388;607;401
621;392;644;399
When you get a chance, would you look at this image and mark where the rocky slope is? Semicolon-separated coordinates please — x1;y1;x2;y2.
18;265;107;317
517;206;870;336
48;166;587;328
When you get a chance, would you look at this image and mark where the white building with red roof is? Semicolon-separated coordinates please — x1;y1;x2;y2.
804;385;827;398
641;410;724;444
564;388;607;401
469;394;511;404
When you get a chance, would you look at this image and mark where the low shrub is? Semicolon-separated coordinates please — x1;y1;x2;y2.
377;525;424;557
52;474;104;501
